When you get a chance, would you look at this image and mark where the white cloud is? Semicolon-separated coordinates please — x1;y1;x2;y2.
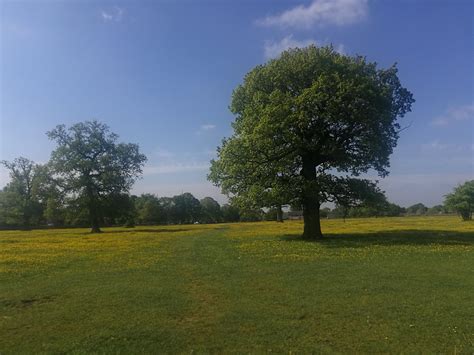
264;35;316;59
154;149;175;159
143;162;210;175
420;140;462;152
196;124;216;135
132;182;227;204
101;7;124;22
431;103;474;126
257;0;368;29
200;124;216;131
264;35;345;59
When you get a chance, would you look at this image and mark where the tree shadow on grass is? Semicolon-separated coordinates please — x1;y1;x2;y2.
97;228;192;234
101;225;231;234
281;230;474;247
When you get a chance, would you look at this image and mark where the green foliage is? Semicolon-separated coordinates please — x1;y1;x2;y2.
445;180;474;220
264;207;279;221
200;197;222;223
172;192;202;224
426;205;446;215
101;193;136;226
0;157;46;227
221;204;240;222
385;202;406;216
209;45;414;238
319;207;331;218
44;196;65;226
47;121;147;232
406;203;428;215
238;207;264;222
134;194;162;225
0;188;24;225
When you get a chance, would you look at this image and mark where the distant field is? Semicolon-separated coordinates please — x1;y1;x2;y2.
1;216;473;353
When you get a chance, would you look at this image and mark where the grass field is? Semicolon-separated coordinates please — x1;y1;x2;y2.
1;216;473;353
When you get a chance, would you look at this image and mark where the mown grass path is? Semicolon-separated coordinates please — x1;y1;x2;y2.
1;217;473;353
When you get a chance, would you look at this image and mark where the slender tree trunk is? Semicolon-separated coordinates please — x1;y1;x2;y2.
301;154;323;239
22;201;31;229
90;211;101;233
87;185;102;233
22;212;31;230
276;204;284;223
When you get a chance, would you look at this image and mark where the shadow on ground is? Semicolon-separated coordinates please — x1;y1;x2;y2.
98;225;230;234
281;230;474;247
98;228;192;234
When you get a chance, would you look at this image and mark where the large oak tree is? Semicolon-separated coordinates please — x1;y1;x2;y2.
47;121;147;233
209;46;414;238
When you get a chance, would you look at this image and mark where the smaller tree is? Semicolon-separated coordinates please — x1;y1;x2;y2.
426;205;446;215
200;197;222;224
221;204;240;222
172;193;201;224
1;157;45;227
47;121;147;233
406;203;428;216
135;194;162;225
445;181;474;221
101;193;136;226
158;197;177;224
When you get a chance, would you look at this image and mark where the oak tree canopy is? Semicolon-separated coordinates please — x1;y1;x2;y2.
209;46;414;238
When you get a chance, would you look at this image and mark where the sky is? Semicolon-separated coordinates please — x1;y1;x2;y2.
1;0;473;207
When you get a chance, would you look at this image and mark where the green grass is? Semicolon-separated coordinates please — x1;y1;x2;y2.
1;216;473;353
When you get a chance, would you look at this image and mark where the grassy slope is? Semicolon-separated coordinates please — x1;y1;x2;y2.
0;216;473;353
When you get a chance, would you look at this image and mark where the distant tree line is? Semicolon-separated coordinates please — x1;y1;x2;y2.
322;202;449;219
0;162;466;229
0;119;472;230
0;177;262;228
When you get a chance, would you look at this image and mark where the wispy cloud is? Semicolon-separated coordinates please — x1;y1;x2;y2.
256;0;368;29
132;182;226;203
196;124;216;135
101;7;124;22
143;162;210;175
264;36;345;59
431;103;474;126
201;124;216;131
154;149;175;159
145;148;215;175
420;140;468;153
264;35;316;59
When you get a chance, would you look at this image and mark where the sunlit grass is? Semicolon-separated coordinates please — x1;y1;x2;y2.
1;216;473;353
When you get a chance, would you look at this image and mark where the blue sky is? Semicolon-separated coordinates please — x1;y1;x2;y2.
1;0;473;207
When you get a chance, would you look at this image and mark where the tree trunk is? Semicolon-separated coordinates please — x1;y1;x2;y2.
302;196;322;239
460;209;472;221
301;154;323;239
276;204;284;223
87;186;102;233
90;214;101;233
22;210;31;230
